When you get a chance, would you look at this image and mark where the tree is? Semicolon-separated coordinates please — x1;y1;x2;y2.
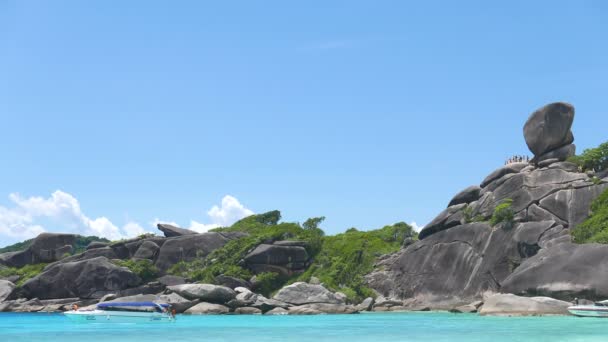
303;216;326;231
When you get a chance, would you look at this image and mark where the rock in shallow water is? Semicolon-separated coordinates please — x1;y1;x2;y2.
273;282;344;305
479;293;570;316
185;302;229;314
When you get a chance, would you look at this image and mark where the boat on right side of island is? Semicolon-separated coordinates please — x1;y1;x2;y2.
568;300;608;317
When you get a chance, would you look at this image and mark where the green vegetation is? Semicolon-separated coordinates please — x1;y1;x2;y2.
462;204;486;224
114;259;159;283
295;222;415;302
490;199;514;227
0;239;34;254
572;189;608;243
254;272;286;297
167;211;415;301
73;236;110;254
0;263;48;286
168;211;324;287
568;141;608;172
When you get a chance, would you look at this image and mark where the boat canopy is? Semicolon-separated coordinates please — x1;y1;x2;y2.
97;302;170;309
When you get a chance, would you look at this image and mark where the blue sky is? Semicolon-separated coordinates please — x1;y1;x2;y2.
1;0;607;246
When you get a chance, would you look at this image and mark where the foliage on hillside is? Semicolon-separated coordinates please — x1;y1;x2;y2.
490;199;514;227
0;263;48;286
114;259;159;283
0;235;109;254
295;222;416;301
569;141;608;172
167;211;415;301
572;189;608;243
168;211;324;288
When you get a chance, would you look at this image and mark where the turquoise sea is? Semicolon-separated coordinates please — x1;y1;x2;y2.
0;312;606;342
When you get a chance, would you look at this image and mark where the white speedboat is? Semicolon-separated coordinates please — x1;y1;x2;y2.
568;300;608;317
64;301;175;323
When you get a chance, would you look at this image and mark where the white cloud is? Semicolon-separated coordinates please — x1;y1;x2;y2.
0;190;152;242
154;195;254;233
410;221;424;232
0;192;254;245
207;195;254;227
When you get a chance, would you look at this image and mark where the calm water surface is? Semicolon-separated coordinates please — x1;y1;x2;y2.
0;311;605;341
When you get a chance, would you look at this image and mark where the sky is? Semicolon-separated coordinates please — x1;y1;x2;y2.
0;0;607;247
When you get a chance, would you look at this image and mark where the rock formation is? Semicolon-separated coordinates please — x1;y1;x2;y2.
523;102;576;163
366;102;608;308
157;223;198;238
21;257;141;299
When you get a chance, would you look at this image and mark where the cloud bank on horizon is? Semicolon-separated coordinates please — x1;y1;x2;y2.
0;191;255;244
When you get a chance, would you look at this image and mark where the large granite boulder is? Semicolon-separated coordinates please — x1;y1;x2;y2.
132;241;160;260
418;203;466;240
21;257;140;299
479;293;570;316
448;186;482;207
366;221;570;308
244;243;309;275
0;233;78;267
501;242;608;300
290;303;358;314
155;232;246;271
167;284;236;303
214;275;251;289
0;280;15;302
273;282;344;305
157;223;198;238
184;302;229;314
523;102;574;158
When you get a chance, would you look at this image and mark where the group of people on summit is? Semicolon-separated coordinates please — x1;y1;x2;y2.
505;155;530;165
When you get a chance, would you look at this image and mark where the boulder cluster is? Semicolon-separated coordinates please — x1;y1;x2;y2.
366;102;608;314
0;225;360;314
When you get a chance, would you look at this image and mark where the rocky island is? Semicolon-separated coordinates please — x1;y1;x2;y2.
1;102;607;316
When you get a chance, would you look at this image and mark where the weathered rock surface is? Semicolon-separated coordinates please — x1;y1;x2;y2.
355;297;374;311
86;241;109;250
366;220;572;307
155;232;245;271
0;280;15;302
448;186;482;207
0;233;78;268
524;102;574;157
273;282;344;305
418;203;466;240
157;223;198;238
265;307;288;315
167;284;236;303
292;303;358;314
501;242;608;300
234;307;262;314
244;243;309;275
215;275;251;289
450;300;483;313
21;257;140;299
158;275;186;287
184;302;229;314
479;293;570;316
132;241;160;260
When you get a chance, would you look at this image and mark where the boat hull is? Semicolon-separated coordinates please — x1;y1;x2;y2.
568;305;608;317
64;310;175;323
